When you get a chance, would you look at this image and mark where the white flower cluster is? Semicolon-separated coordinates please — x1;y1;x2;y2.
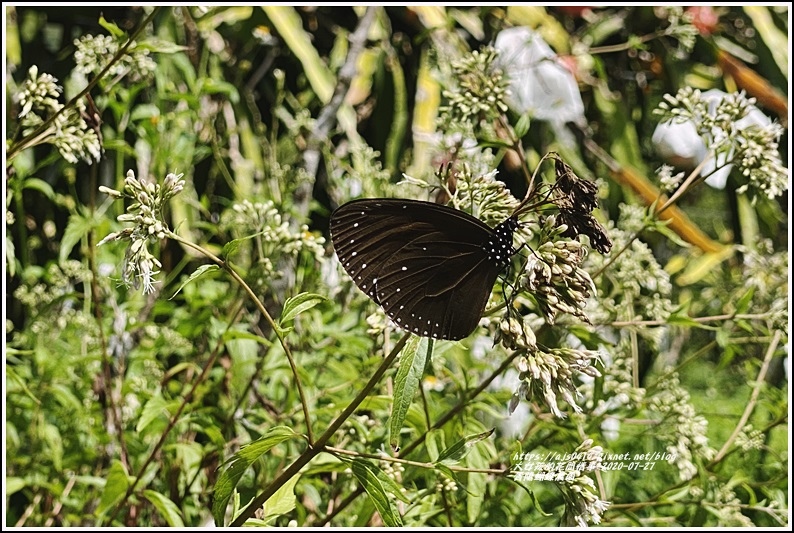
648;371;715;481
15;66;101;164
654;87;788;199
224;199;327;265
98;170;186;293
74;33;156;82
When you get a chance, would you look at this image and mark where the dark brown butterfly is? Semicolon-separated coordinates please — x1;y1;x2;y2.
330;199;519;340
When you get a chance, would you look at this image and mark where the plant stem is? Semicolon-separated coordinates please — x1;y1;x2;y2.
169;232;316;444
229;333;410;526
7;8;160;161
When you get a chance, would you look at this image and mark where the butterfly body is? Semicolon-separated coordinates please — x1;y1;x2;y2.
330;198;519;341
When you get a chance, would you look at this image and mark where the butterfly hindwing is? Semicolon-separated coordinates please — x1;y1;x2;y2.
330;198;511;340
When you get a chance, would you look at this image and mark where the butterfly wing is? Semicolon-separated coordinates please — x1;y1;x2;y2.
330;199;504;340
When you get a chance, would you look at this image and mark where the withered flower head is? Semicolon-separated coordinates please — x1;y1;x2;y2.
554;158;599;213
558;208;613;255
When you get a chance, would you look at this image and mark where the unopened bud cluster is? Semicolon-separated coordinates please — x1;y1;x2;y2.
98;170;186;293
513;347;602;418
15;66;101;164
440;46;510;125
521;240;594;325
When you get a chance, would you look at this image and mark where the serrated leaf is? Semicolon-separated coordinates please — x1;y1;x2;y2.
97;460;131;517
436;429;494;465
221;238;244;260
212;426;298;526
170;264;220;299
260;473;300;525
389;336;431;450
60;212;96;264
350;459;403;527
279;292;327;326
137;392;172;433
143;490;185;527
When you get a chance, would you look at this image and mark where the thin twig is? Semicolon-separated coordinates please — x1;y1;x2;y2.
324;445;507;475
7;8;160;161
170;232;316;444
104;313;237;524
711;329;781;464
229;333;410;526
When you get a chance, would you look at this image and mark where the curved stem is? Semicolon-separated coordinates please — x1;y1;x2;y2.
229;333;410;526
168;231;316;444
710;329;781;464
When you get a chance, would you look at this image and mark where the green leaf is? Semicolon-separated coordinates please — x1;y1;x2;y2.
212;426;299;526
734;287;755;315
60;212;96;264
260;473;300;525
221;238;244;260
143;490;185;527
137;392;172;433
170;264;220;299
389;336;432;450
350;459;403;527
466;443;487;524
129;103;162;122
436;428;494;465
433;463;460;486
425;428;445;463
98;16;127;38
262;6;335;103
514;113;532;139
200;78;240;103
279;292;327;326
136;37;189;54
6;477;25;496
97;460;131;517
41;422;63;472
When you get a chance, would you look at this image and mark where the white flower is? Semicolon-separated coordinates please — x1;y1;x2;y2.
494;27;585;127
652;89;773;189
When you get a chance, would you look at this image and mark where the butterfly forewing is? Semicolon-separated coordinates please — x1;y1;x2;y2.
330;199;515;340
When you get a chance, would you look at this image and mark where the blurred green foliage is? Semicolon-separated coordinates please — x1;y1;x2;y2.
4;5;788;528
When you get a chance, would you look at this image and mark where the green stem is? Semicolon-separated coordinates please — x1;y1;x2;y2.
168;231;316;445
229;333;410;526
7;8;160;161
